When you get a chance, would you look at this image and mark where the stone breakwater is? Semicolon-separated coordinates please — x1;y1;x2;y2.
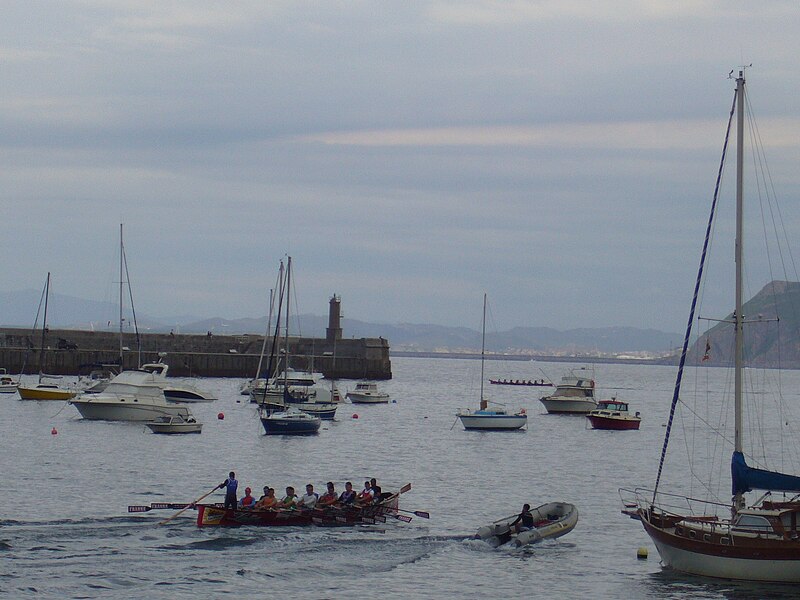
0;327;392;379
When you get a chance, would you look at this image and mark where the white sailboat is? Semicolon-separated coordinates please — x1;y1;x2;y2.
456;294;527;431
624;71;800;581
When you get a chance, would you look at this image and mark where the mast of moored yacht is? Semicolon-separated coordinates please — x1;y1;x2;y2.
253;288;274;383
283;256;292;392
734;71;745;509
119;224;124;369
39;272;51;382
479;293;487;411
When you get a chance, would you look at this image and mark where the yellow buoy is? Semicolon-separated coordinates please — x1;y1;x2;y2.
637;547;648;559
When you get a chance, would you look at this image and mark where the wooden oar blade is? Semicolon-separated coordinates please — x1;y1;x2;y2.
393;514;413;523
413;510;430;519
128;505;152;513
399;483;412;494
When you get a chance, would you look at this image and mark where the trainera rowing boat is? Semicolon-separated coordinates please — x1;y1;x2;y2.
195;485;407;527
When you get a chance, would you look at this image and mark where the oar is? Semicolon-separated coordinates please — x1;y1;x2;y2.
391;513;413;523
159;485;220;525
128;503;190;513
396;507;430;519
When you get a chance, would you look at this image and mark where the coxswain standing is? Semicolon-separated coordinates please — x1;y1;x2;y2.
218;471;238;510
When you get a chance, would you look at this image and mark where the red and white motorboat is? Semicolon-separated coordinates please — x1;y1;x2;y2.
586;399;640;430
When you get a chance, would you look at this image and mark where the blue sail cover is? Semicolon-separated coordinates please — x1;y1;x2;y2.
731;451;800;495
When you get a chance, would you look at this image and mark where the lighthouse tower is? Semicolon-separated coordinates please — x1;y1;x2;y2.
326;294;342;342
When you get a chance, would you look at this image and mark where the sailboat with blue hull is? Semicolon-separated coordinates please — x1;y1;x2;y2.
623;71;800;582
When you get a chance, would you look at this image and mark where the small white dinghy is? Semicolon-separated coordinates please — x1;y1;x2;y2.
145;415;203;434
475;502;578;548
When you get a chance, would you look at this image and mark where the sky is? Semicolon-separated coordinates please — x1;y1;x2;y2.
3;1;800;333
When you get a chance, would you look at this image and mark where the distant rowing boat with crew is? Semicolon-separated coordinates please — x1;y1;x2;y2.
489;379;552;387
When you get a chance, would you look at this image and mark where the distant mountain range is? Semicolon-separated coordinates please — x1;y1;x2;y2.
0;288;680;356
7;282;800;364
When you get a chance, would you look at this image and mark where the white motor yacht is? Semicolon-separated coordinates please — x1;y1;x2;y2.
140;362;216;402
538;368;597;414
70;370;192;422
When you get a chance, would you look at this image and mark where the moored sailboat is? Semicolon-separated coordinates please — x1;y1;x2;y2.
17;273;77;401
624;71;800;582
456;294;527;431
252;257;338;422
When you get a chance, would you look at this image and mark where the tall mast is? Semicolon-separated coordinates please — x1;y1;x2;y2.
254;288;274;381
479;293;487;411
733;71;745;508
39;272;51;381
119;223;124;368
284;256;292;389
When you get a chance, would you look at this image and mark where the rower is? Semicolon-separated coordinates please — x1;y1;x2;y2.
297;484;319;509
318;482;338;507
239;487;256;509
338;481;357;505
356;481;373;505
280;486;298;509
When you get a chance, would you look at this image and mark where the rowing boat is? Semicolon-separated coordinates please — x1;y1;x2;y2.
196;491;401;527
489;379;552;387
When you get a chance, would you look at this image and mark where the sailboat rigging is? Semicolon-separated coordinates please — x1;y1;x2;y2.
254;257;337;423
17;273;77;401
456;294;527;431
623;70;800;582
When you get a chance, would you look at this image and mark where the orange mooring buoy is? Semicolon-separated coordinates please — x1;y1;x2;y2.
352;413;359;419
51;427;58;435
217;412;225;420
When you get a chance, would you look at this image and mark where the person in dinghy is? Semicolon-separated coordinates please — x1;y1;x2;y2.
510;504;534;532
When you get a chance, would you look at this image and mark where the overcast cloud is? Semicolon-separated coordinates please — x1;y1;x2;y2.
3;1;800;332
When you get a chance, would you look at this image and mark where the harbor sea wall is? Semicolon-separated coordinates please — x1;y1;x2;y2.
0;328;392;380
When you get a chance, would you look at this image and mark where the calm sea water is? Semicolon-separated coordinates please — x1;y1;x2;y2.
3;357;800;599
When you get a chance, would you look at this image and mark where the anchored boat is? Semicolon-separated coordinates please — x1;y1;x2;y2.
346;381;390;404
456;294;527;431
586;399;641;430
259;406;321;435
624;71;800;582
145;414;203;434
538;368;597;414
